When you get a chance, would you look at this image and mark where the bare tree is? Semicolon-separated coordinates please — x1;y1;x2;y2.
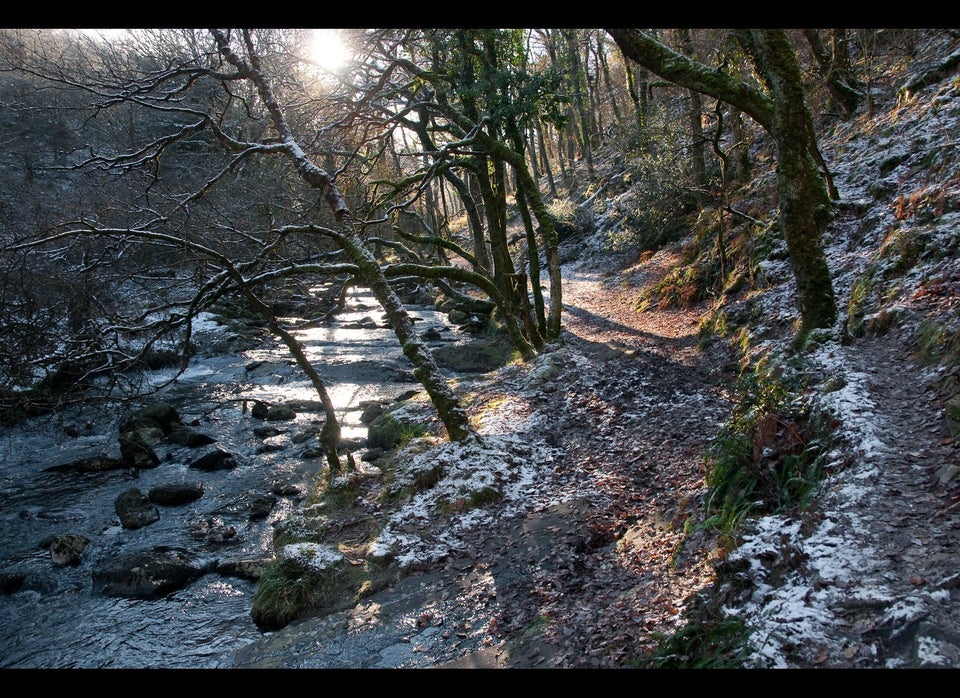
1;28;478;458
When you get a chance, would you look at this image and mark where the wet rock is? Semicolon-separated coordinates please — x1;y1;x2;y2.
49;533;90;566
291;426;320;444
119;429;162;470
249;494;277;520
0;572;25;595
45;455;125;473
217;557;272;581
342;317;379;330
188;516;238;544
189;448;238;471
421;327;446;342
148;482;205;506
266;405;297;421
118;403;183;435
167;426;216;448
271;482;303;497
115;488;160;529
92;547;204;598
253;426;283;439
251;401;270;419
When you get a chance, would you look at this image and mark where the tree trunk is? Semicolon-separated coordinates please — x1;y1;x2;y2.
749;29;837;334
803;28;862;118
535;123;558;200
678;30;707;199
563;29;595;180
213;29;477;443
607;27;837;334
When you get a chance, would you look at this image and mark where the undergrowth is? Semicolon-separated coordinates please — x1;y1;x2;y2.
700;336;832;543
639;609;752;669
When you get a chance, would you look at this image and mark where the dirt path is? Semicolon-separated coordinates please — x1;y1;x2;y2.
496;257;960;668
231;255;960;669
231;258;737;669
719;324;960;668
477;260;736;667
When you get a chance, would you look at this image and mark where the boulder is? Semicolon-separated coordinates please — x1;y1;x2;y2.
49;534;90;566
189;448;238;471
148;482;205;506
266;404;297;421
118;403;183;435
248;494;277;520
166;426;216;448
92;547;204;598
119;429;162;470
0;572;25;595
115;488;160;529
45;455;125;473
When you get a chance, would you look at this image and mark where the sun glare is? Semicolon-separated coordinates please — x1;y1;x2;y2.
309;29;349;72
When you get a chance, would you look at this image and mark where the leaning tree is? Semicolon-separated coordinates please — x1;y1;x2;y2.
608;28;839;335
1;28;479;471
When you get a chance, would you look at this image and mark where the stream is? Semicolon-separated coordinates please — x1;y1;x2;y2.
0;289;472;668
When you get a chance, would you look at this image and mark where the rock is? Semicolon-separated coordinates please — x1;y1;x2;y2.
248;494;277;520
187;517;238;544
271;482;303;497
45;455;125;473
432;339;514;373
92;547;204;598
253;426;283;439
49;534;90;566
118;403;183;435
189;448;238;471
251;401;269;419
216;558;272;581
166;426;216;447
119;429;162;470
266;404;297;421
342;317;379;330
115;488;160;529
360;402;385;424
367;412;427;450
148;482;205;506
362;447;385;463
0;572;25;595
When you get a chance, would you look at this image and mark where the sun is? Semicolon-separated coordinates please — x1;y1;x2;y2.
309;29;349;72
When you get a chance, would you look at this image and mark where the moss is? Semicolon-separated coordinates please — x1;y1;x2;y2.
366;412;430;451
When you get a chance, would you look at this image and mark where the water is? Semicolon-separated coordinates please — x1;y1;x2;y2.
0;290;470;668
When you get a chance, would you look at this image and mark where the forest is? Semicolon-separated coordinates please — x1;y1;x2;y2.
1;28;959;669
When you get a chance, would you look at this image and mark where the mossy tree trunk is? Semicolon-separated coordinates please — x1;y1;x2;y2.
213;29;477;444
607;27;838;333
748;30;838;333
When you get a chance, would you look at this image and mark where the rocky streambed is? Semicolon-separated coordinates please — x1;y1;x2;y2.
0;289;481;668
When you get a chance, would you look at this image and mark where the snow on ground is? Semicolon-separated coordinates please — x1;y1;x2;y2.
714;43;960;668
367;353;568;569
